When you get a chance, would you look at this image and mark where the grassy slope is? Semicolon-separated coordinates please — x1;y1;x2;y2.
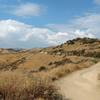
0;38;100;99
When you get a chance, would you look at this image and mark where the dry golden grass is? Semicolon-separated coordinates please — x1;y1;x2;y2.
0;38;99;100
0;71;63;100
31;60;95;81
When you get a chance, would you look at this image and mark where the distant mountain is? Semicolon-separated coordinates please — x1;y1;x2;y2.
0;48;28;53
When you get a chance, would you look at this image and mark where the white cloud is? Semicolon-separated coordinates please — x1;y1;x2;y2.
47;13;100;39
74;30;95;38
94;0;100;5
47;32;68;45
0;13;100;48
0;19;69;48
70;13;100;37
13;3;43;17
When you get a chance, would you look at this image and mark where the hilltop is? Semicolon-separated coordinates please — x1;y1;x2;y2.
41;37;100;58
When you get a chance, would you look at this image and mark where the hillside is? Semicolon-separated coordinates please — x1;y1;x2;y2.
0;37;100;81
41;38;100;58
0;37;100;100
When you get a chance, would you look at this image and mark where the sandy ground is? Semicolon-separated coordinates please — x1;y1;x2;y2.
56;62;100;100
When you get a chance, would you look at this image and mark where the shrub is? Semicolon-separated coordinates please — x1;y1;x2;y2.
39;66;47;72
0;71;63;100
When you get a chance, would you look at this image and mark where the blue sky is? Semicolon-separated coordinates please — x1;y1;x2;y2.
0;0;100;48
0;0;95;25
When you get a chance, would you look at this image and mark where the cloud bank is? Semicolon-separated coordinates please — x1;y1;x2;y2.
0;13;99;48
0;19;69;48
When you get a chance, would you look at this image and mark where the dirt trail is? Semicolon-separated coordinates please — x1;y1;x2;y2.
56;62;100;100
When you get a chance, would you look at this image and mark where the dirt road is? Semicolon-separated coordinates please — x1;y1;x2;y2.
56;63;100;100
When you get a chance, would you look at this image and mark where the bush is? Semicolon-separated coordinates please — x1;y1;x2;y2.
0;71;63;100
39;66;47;71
